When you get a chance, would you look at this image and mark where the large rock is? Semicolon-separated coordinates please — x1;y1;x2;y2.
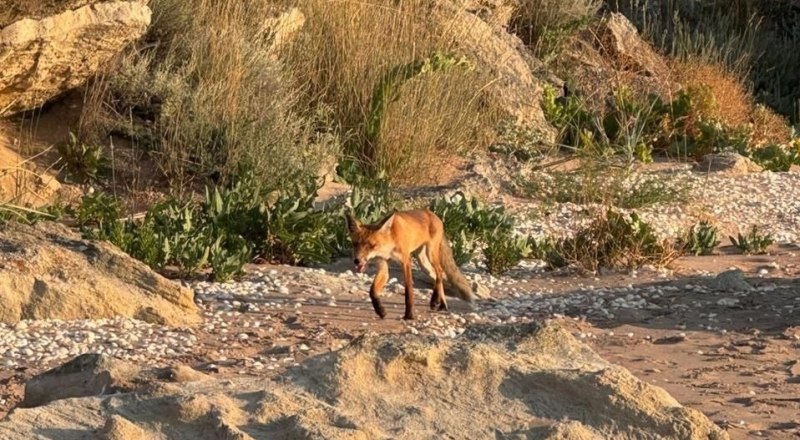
0;1;151;117
552;13;676;116
708;269;753;292
596;13;670;78
432;1;557;141
695;152;763;175
0;322;729;439
0;221;199;326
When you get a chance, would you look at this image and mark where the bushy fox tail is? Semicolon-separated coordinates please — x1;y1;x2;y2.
440;236;474;303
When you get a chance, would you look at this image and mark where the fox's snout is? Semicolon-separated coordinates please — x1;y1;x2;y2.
353;257;368;273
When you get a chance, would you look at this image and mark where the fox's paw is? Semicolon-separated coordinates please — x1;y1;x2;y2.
402;312;415;321
371;301;386;319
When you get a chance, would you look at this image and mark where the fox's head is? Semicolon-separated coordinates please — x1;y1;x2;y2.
345;210;395;273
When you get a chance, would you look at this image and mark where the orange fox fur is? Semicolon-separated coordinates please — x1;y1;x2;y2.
345;208;474;320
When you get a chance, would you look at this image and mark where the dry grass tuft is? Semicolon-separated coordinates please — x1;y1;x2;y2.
672;58;752;126
672;58;792;146
285;0;499;186
79;0;335;191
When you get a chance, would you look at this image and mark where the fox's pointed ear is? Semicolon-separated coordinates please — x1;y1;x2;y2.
345;210;361;234
376;210;395;233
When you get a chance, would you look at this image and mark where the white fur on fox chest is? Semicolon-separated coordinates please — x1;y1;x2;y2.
368;242;402;263
369;243;428;265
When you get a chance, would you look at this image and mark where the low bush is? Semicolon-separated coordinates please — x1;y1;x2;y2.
57;132;109;183
683;220;720;256
510;0;602;60
428;191;515;266
483;229;534;275
532;209;680;272
730;225;774;255
74;171;342;281
286;0;500;185
541;82;799;170
80;0;335;191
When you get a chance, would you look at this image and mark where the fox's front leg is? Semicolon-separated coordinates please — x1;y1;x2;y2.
401;256;415;320
370;258;389;319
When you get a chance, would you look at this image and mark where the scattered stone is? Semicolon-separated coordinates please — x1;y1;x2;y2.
708;270;753;292
653;335;687;345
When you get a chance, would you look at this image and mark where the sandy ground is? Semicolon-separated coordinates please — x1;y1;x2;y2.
3;246;799;438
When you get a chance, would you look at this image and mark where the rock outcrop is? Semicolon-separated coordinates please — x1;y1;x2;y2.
554;13;677;114
0;221;199;326
596;13;670;78
695;152;764;175
434;1;558;141
0;322;729;439
0;1;151;117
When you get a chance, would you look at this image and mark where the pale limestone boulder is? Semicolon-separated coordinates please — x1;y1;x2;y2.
0;1;152;117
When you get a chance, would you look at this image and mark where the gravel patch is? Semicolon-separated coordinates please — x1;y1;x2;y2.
0;318;196;369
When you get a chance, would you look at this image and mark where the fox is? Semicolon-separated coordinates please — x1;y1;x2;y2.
345;208;475;320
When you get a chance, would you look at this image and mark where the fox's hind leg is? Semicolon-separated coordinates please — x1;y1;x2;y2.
426;241;448;312
415;246;437;281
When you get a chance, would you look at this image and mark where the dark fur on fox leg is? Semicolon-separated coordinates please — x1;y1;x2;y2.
429;291;448;312
370;290;386;319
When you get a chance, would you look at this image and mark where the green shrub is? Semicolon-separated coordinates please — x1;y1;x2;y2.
529;236;567;269
0;203;63;226
76;192;132;251
745;142;800;171
260;181;340;266
57;132;109;183
683;220;720;256
489;119;553;162
543;209;680;272
209;234;251;282
71;170;342;280
428;192;515;266
483;230;533;275
542;81;795;168
730;225;774;255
